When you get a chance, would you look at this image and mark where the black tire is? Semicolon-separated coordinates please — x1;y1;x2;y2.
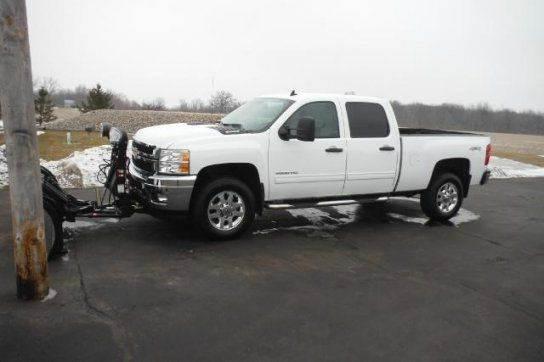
191;177;256;240
44;202;64;259
420;172;463;221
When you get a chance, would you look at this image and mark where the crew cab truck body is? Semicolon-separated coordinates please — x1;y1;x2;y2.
129;93;491;239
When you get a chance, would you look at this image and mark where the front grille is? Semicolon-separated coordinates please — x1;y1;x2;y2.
133;140;156;154
132;140;157;173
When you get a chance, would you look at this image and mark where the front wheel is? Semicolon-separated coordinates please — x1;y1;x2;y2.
191;177;256;240
420;173;463;221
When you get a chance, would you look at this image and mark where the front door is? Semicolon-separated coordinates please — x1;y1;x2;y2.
268;101;347;200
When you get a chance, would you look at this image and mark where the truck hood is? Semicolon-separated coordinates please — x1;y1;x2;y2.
133;123;223;148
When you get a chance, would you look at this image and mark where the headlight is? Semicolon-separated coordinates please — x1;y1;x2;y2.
158;149;190;175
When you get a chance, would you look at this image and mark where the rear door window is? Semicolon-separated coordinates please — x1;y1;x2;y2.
345;102;390;138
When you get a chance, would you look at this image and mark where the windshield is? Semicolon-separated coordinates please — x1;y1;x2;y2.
220;97;294;132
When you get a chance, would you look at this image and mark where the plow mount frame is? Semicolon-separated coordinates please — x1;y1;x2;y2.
41;124;138;225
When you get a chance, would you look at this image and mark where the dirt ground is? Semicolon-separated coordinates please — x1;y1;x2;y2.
486;132;544;166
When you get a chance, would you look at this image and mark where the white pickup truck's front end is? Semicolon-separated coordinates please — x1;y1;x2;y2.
129;123;225;212
129;139;196;212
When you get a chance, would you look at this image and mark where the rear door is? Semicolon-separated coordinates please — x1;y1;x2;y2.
268;100;347;200
342;101;400;195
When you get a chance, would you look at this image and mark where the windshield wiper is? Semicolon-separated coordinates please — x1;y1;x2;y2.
221;123;244;130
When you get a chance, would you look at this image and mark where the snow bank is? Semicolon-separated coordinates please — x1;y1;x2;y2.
0;144;111;188
41;145;112;188
489;156;544;178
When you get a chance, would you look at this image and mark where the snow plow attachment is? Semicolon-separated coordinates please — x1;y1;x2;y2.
41;123;136;257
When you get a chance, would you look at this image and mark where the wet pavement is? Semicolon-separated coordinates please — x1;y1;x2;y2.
1;178;543;361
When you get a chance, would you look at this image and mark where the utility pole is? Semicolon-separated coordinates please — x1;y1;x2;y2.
0;0;49;299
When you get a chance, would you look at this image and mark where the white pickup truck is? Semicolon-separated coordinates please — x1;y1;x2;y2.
129;93;491;239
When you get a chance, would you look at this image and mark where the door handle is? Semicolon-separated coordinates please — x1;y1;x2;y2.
379;145;395;151
325;146;343;153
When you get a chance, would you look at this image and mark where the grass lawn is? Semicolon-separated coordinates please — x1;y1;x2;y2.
493;150;544;167
0;130;108;161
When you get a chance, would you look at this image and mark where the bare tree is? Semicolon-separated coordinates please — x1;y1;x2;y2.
112;93;141;110
209;90;238;114
177;99;189;112
142;98;166;111
190;98;205;112
33;76;58;95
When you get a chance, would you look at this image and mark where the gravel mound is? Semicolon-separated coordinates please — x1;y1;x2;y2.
44;109;223;134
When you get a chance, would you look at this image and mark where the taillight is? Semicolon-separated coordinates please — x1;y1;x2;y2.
485;144;492;165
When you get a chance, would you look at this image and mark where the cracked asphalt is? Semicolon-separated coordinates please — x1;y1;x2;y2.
1;178;543;361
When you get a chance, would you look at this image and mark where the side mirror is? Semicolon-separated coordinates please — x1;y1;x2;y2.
296;117;315;142
278;125;290;141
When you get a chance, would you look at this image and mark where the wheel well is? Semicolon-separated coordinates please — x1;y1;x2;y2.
190;163;264;214
429;158;471;197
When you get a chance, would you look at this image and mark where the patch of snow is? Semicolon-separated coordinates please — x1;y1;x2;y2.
387;207;479;226
387;197;479;227
1;144;112;188
254;197;479;236
63;220;100;230
255;205;360;237
489;156;544;178
63;218;119;231
42;145;112;188
41;288;57;302
37;131;45;136
387;213;427;225
287;208;338;230
0;145;9;187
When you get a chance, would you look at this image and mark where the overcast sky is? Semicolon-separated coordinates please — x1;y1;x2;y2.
27;0;544;111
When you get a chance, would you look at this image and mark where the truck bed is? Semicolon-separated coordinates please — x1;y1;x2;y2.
399;127;481;136
394;130;490;193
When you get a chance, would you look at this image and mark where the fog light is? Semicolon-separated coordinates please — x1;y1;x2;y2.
157;195;168;203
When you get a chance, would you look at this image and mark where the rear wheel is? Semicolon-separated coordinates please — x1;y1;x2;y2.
192;177;256;240
420;173;463;221
44;202;64;259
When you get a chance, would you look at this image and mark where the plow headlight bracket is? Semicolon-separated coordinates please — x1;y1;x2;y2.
100;123;112;138
158;149;190;175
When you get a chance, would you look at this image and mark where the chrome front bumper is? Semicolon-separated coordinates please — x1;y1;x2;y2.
129;162;195;211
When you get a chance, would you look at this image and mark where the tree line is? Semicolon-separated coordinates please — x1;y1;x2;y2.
31;77;240;115
11;77;543;135
391;101;544;135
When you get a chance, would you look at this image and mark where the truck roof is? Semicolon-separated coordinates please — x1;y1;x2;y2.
259;92;388;104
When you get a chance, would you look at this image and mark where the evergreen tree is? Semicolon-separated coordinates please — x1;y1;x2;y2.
34;87;57;125
79;83;114;113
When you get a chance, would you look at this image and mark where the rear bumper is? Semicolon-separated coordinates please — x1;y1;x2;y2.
480;170;491;185
129;163;195;211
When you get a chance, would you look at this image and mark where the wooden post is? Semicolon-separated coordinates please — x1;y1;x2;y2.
0;0;49;299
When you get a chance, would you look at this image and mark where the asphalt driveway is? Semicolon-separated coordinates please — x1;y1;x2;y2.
1;178;543;361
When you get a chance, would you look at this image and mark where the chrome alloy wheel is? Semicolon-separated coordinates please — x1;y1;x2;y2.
207;190;246;231
436;182;459;213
